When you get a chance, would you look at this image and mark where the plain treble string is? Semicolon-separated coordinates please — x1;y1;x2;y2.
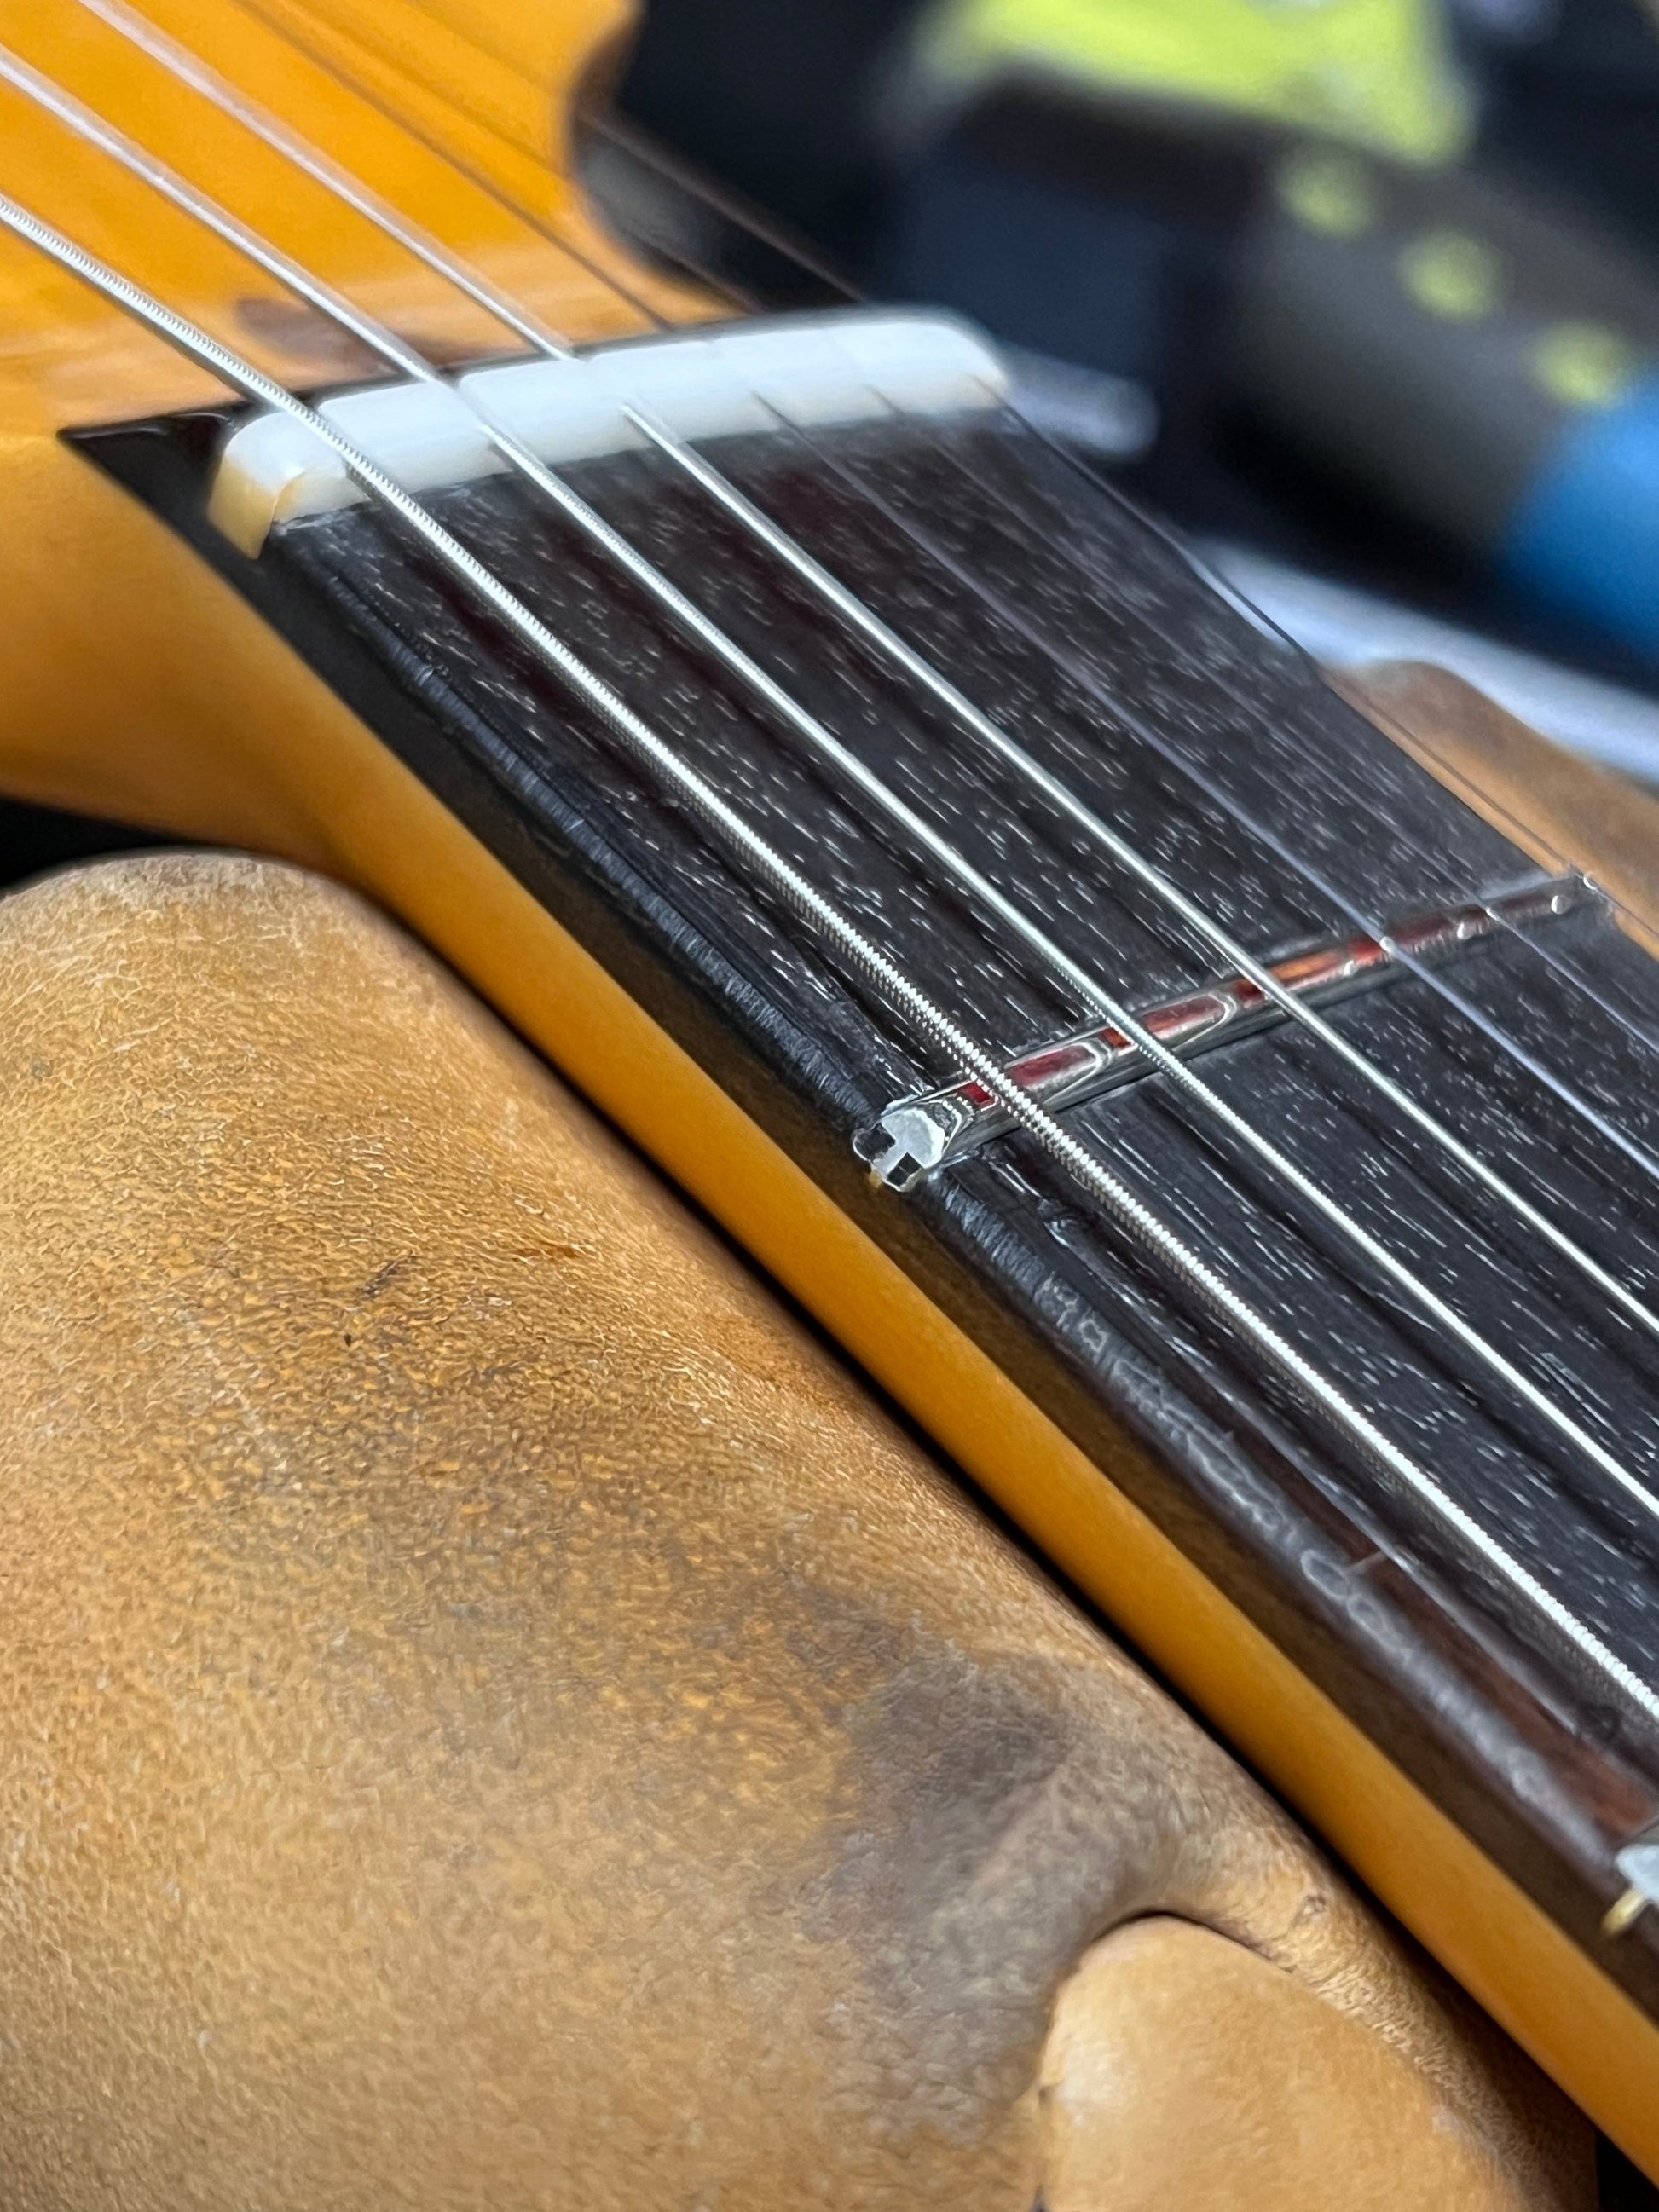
779;399;1659;1204
78;0;1659;1328
82;0;737;355
20;53;1659;1522
3;188;1655;1729
454;101;1659;1227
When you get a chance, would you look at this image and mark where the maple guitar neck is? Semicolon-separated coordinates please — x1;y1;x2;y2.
0;0;1656;2174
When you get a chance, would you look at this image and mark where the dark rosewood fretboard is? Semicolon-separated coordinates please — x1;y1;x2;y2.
79;390;1659;2024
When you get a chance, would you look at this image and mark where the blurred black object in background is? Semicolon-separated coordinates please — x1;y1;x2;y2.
598;0;1659;777
609;0;910;280
1474;0;1659;260
0;801;164;894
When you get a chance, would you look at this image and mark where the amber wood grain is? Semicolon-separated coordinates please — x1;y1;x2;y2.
0;2;1653;2175
0;0;708;846
1339;661;1659;949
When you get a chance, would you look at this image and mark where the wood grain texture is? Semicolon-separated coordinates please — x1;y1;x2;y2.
0;0;708;867
1342;661;1659;944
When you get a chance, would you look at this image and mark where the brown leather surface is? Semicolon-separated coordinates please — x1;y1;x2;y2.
0;852;1592;2209
1042;1918;1558;2211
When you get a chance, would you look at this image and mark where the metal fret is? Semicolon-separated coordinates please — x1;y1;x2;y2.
14;35;1659;1510
773;401;1659;1192
866;406;1659;1166
862;876;1597;1186
7;188;1656;1732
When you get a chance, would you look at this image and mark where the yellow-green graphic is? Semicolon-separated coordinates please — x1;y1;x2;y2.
924;0;1472;164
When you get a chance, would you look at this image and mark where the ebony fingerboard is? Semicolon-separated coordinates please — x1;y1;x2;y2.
78;397;1659;2019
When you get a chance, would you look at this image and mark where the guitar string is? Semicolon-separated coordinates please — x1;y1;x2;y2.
384;14;1659;1119
925;406;1659;1074
25;0;1659;1987
552;113;1659;1156
132;0;1659;1111
47;3;1659;1285
78;0;1659;1206
198;0;1659;1113
76;0;565;352
3;187;1654;1730
729;332;1659;1138
918;422;1659;1180
559;95;1645;1019
771;402;1659;1201
0;43;1169;1020
0;40;1126;1025
23;43;1659;1533
18;61;1659;1517
596;401;1659;1320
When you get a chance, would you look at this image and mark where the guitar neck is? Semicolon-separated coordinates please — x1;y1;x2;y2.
2;0;1656;2156
80;376;1659;2031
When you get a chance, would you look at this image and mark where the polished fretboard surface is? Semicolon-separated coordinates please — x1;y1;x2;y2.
84;395;1659;2007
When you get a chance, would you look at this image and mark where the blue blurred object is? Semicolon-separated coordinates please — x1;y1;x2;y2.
1505;378;1659;661
608;0;1659;726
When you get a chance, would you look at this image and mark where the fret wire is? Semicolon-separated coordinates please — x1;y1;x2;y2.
19;45;1659;1522
774;400;1659;1198
974;407;1659;1110
637;400;1659;1346
1026;416;1659;1064
5;188;1655;1732
1343;671;1659;1053
960;411;1659;1179
1484;912;1659;1062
